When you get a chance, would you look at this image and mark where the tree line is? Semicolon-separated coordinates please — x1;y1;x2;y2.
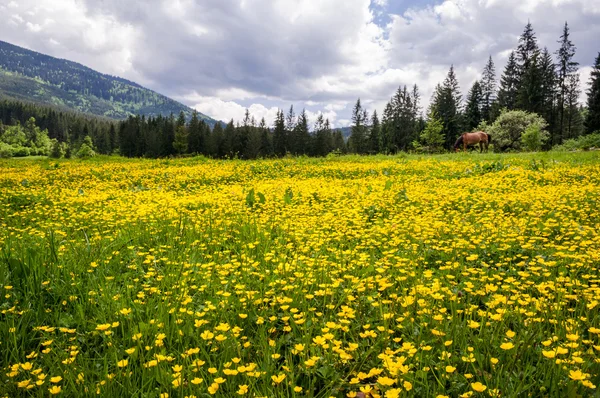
2;21;600;158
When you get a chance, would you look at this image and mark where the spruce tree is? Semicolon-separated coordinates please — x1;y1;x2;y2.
273;109;287;156
556;22;579;141
517;22;538;72
187;111;203;154
539;48;558;143
497;52;520;111
481;56;497;122
516;22;543;113
431;66;463;148
292;109;310;155
349;98;368;154
586;53;600;134
465;80;484;131
369;110;381;153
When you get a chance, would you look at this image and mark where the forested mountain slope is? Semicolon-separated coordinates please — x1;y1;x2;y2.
0;40;216;125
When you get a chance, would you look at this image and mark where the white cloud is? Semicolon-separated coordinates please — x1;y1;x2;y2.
0;0;598;122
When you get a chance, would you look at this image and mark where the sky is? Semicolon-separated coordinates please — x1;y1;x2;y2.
1;0;599;127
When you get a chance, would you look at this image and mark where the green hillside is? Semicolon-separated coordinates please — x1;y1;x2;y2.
0;40;216;125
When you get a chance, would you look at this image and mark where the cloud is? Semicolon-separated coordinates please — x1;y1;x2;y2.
0;0;598;124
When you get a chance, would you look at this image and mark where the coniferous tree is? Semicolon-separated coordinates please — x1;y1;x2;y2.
258;117;273;157
349;98;368;154
369;110;381;153
187;111;203;154
431;66;463;148
516;23;543;113
209;122;225;158
313;114;333;156
222;119;236;158
465;80;484;130
273;109;287;156
332;129;346;153
586;53;600;134
481;56;497;122
291;109;310;155
173;124;189;155
538;48;558;144
556;22;579;141
497;52;520;111
381;102;394;153
564;74;584;139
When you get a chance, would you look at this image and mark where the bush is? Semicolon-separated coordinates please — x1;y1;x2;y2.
521;124;549;152
76;144;96;159
554;132;600;151
13;146;31;157
50;140;65;159
0;142;14;158
486;110;548;152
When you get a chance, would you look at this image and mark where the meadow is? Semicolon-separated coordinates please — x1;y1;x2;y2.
1;152;599;398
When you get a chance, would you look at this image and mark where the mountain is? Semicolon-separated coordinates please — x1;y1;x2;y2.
0;40;217;125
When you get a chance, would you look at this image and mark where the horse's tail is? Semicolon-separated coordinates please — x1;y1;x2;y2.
486;133;491;144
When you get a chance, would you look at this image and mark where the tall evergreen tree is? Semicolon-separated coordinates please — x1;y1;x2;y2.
564;73;584;139
369;110;381;153
349;98;368;154
313;114;333;156
586;53;600;134
273;109;287;156
465;80;484;130
187;111;203;154
516;22;543;113
517;22;539;72
481;56;497;122
497;52;520;111
539;48;558;144
431;66;463;148
222;119;236;158
291;109;310;155
556;22;579;141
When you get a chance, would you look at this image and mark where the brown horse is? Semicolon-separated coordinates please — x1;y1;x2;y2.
454;131;491;153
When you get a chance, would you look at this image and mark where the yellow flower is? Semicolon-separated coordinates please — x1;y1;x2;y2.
468;320;480;329
117;359;128;367
506;330;515;338
385;388;401;398
377;376;396;386
471;382;487;392
500;342;514;350
119;308;132;315
48;385;62;395
208;382;219;394
191;378;203;385
403;381;413;391
50;376;63;384
294;386;303;392
542;350;556;359
271;374;286;384
237;385;249;395
569;370;587;381
445;366;456;373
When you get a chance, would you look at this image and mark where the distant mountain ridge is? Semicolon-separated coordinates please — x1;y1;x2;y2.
0;40;217;125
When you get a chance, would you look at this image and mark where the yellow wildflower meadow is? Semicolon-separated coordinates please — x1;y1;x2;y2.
1;153;599;397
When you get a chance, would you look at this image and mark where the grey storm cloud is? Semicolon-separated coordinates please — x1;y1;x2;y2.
1;0;599;125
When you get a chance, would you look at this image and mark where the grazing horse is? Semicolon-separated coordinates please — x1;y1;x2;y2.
454;131;491;153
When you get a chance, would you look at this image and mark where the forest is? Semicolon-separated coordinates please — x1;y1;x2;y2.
1;22;600;159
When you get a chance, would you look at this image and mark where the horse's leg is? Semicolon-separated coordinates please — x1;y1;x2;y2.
479;142;483;153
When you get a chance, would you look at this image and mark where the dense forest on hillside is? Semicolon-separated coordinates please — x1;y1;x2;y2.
0;40;215;123
1;22;600;159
